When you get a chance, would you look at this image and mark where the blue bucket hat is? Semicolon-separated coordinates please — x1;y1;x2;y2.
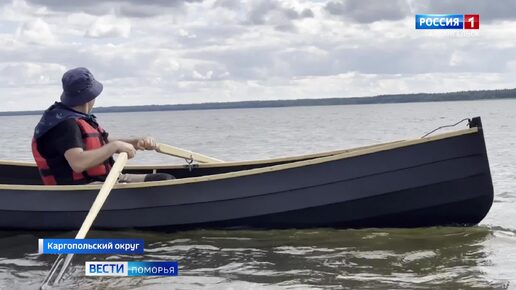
60;67;103;107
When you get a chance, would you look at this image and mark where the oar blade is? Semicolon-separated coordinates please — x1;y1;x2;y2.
40;153;129;288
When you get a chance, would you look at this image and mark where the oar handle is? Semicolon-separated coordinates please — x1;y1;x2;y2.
155;143;223;163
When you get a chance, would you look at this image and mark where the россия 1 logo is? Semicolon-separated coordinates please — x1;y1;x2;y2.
416;14;480;30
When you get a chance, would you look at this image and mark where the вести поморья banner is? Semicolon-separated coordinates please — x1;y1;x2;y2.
39;238;178;277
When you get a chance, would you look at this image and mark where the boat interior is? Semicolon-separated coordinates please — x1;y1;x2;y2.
0;126;479;187
0;140;405;185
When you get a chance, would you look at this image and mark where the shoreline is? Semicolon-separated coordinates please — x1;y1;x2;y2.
1;88;515;116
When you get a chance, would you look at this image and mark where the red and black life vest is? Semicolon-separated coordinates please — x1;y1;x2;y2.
32;118;114;185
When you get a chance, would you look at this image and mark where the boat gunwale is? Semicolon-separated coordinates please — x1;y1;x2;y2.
0;127;479;191
0;140;406;169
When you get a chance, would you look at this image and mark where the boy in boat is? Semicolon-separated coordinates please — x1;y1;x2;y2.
32;67;173;185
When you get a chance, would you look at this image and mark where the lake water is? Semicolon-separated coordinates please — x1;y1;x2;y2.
0;100;515;289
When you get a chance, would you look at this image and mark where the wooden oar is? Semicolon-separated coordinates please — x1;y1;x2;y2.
40;153;129;289
156;143;223;163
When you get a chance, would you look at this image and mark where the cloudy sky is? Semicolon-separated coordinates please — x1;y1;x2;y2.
0;0;515;111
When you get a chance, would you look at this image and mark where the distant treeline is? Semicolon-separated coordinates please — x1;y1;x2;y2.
2;88;516;116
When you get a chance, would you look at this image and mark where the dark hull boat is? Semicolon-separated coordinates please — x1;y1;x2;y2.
0;117;493;230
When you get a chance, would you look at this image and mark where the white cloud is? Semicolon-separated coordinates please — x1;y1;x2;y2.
0;62;65;85
0;0;50;22
178;28;196;39
507;61;516;73
16;18;55;44
151;56;181;75
192;70;214;80
449;51;464;67
86;15;131;38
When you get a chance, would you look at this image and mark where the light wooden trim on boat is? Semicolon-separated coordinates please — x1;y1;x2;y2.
0;127;478;191
129;140;407;169
0;160;37;166
0;140;406;169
